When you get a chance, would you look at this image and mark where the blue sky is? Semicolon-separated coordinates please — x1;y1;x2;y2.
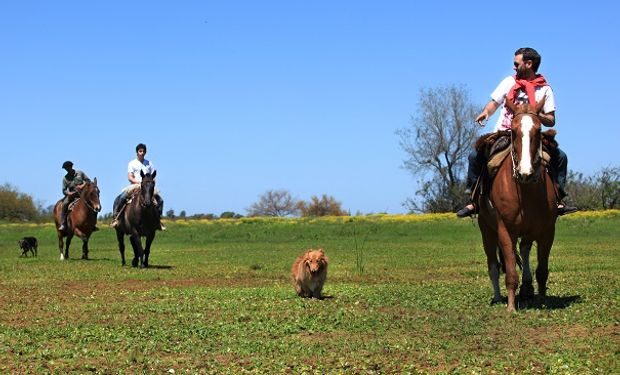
1;1;618;216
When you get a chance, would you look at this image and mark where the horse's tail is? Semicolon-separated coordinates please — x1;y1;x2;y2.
497;246;522;274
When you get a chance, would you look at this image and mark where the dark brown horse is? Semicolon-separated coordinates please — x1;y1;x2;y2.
53;179;101;260
115;170;159;268
478;100;558;312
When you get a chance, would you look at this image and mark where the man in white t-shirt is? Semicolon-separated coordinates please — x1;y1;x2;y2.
457;47;576;217
111;143;165;229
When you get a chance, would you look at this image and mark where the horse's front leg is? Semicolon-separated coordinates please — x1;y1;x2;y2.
116;229;126;266
81;237;89;260
519;239;534;299
479;220;502;304
142;232;156;268
497;223;519;312
536;231;555;298
129;233;143;268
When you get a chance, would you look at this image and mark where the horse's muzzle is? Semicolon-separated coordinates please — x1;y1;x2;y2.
517;172;539;184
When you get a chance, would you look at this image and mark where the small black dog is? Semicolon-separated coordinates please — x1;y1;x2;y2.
18;236;38;257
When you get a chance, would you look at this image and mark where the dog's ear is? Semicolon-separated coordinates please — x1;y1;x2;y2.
318;248;324;254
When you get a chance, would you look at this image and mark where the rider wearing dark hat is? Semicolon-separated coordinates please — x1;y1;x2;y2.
58;161;91;231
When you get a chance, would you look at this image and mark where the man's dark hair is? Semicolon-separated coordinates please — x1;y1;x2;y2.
136;143;147;153
515;47;541;72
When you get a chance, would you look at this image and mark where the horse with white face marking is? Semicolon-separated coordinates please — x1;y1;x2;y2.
477;99;558;312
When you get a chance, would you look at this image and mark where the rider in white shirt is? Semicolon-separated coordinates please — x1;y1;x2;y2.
111;143;165;229
456;47;577;218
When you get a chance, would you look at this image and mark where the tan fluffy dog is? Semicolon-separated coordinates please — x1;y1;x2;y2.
291;248;328;298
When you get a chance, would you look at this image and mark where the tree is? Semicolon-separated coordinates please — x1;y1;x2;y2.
297;195;346;217
397;85;480;213
0;183;39;221
598;166;620;209
179;210;186;219
246;190;299;217
220;211;243;219
166;209;175;219
565;166;620;210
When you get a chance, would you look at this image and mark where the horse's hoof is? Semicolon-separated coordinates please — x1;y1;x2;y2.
490;297;503;305
131;258;139;267
519;284;535;300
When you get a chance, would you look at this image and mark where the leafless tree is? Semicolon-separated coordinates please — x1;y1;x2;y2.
247;189;299;217
397;85;480;213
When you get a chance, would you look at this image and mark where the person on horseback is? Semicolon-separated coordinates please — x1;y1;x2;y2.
110;143;166;230
457;47;577;218
58;161;91;231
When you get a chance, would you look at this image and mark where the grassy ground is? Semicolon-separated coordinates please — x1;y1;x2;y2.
0;212;618;374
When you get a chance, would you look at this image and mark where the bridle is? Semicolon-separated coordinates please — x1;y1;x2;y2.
139;179;156;208
78;183;101;213
509;111;543;182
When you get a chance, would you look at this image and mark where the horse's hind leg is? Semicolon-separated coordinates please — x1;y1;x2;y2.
116;229;126;266
58;234;65;260
519;239;535;299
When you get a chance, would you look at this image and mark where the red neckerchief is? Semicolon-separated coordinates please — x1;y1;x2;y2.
506;74;548;107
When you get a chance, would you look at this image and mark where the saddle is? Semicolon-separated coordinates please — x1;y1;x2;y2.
472;129;559;202
475;130;558;180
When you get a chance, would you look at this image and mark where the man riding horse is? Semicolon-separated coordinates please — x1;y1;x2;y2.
111;143;165;230
58;161;92;231
457;47;577;218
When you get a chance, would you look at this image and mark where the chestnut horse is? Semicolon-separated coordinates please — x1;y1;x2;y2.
115;170;159;268
53;179;101;260
478;100;558;312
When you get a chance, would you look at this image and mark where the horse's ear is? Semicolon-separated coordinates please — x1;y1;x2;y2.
505;98;518;114
152;170;157;179
535;96;546;114
140;170;145;178
93;177;97;186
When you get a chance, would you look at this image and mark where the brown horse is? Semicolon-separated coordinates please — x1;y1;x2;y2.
53;179;101;260
477;100;558;312
115;170;159;268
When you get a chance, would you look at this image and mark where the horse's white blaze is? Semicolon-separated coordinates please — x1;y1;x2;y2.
518;115;535;176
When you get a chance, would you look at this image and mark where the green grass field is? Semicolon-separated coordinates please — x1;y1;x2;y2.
1;212;618;374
